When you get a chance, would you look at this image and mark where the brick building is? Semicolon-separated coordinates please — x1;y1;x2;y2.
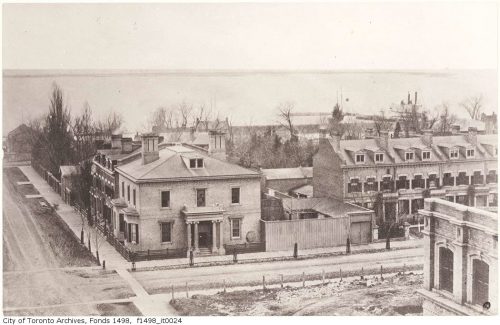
313;127;498;225
418;198;498;315
91;132;261;257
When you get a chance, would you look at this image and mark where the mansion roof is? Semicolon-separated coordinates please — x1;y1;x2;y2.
116;144;259;182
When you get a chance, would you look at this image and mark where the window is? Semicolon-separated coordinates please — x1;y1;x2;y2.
472;171;483;185
422;151;431;160
119;214;125;232
347;178;362;193
486;170;497;184
161;191;170;208
231;187;240;204
133;189;136;205
364;177;378;192
196;189;206;207
450;149;459;159
427;174;439;188
412;175;424;189
397;176;409;190
456;172;469;186
466;149;475;158
128;223;139;244
122;182;124;197
375;153;384;162
355;154;365;163
439;247;454;293
189;158;204;168
161;222;172;243
231;219;241;238
127;185;130;202
405;152;414;161
443;173;454;186
381;176;394;192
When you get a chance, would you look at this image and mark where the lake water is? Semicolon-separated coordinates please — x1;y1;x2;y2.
2;70;497;135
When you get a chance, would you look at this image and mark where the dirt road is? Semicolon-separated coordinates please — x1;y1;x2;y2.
2;174;136;316
133;247;423;294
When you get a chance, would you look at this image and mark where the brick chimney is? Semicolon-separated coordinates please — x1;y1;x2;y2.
330;130;341;152
122;137;133;153
467;127;478;145
141;133;160;164
208;130;226;160
451;124;460;135
377;130;389;150
421;129;433;146
364;127;374;139
111;134;123;150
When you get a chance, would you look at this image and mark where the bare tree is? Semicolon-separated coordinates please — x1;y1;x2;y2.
461;95;483;120
96;111;123;136
149;107;168;133
276;102;297;141
178;101;193;129
435;102;457;135
72;102;97;162
373;110;393;136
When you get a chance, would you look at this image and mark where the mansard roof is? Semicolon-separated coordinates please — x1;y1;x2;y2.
326;134;497;167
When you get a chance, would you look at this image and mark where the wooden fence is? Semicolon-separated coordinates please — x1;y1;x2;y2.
261;217;350;252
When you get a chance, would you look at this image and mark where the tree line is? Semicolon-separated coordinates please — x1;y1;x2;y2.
28;83;123;214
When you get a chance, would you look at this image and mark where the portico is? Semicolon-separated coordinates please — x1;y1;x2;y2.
182;206;226;256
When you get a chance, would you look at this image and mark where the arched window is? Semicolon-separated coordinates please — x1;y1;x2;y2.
472;259;489;306
439;247;454;293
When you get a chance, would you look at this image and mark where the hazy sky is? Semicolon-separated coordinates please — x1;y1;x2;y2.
2;2;498;70
1;2;498;134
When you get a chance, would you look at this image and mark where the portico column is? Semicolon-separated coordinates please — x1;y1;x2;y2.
219;221;224;254
194;222;199;252
186;222;192;253
212;221;217;253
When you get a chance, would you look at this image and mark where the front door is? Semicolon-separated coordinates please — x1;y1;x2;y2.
199;232;209;247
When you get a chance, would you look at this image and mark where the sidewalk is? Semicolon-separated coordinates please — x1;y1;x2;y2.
19;165;423;271
19;166;127;268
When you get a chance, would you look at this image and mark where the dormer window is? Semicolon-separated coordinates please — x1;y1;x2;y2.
189;158;204;168
422;151;431;160
405;152;414;161
355;154;365;164
450;148;459;159
375;153;384;163
466;149;475;158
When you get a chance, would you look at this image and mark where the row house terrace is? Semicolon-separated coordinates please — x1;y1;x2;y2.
313;127;498;225
90;135;142;229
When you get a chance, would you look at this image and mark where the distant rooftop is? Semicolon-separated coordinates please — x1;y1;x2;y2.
282;197;369;217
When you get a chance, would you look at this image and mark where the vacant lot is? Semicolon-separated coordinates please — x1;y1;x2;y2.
171;273;424;316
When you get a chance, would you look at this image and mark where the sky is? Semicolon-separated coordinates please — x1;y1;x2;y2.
2;2;498;70
1;1;498;134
